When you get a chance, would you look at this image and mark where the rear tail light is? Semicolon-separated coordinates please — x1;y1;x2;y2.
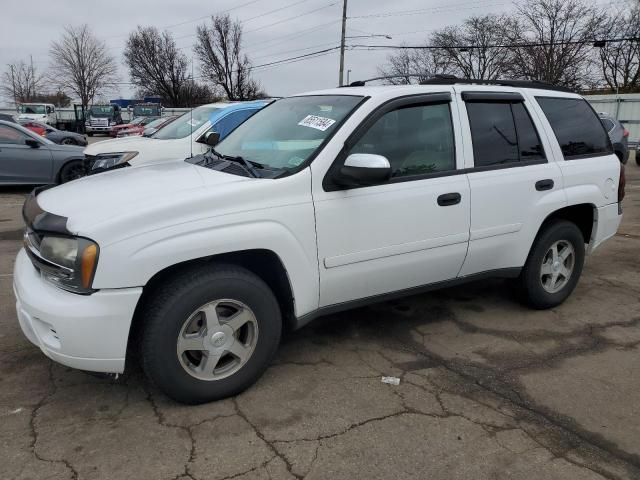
623;128;629;137
618;163;626;214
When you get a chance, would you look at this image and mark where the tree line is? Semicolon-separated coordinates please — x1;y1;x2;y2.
2;14;263;108
4;0;640;108
377;0;640;92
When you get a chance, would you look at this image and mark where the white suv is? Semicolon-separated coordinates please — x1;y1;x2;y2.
14;80;624;404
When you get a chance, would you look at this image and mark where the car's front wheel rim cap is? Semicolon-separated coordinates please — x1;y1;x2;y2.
176;299;259;381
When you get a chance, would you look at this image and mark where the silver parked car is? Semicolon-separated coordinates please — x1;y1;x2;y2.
0;120;85;185
598;112;629;164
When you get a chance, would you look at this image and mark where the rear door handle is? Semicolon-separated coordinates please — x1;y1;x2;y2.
437;192;461;206
535;179;554;191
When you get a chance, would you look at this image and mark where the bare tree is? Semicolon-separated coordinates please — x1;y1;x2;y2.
194;14;260;100
125;26;196;107
595;8;640;92
431;15;513;79
1;59;44;105
49;25;119;107
377;46;451;84
506;0;602;87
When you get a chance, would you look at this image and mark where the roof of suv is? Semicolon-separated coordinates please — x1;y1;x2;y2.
296;84;582;100
296;77;580;100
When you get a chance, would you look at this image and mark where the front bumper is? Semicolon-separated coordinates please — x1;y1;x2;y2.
85;125;113;134
13;249;142;373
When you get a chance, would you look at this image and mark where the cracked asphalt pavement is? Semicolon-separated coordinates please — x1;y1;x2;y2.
1;163;640;480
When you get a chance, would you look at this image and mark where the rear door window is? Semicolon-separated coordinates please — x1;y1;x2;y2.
466;101;545;167
536;97;612;159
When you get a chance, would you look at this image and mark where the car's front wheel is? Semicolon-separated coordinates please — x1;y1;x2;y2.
61;137;77;145
58;160;85;183
141;264;282;404
516;220;585;309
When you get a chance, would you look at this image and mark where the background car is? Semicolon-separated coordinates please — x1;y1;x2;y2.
19;120;47;136
598;112;629;164
110;116;158;137
85;100;271;173
118;115;178;138
20;120;88;146
0;113;17;123
0;119;85;185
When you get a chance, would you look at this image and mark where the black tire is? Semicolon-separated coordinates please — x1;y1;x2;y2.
141;263;282;404
61;137;77;145
58;160;85;184
516;220;585;309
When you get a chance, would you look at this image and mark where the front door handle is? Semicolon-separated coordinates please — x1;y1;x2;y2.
535;179;554;191
437;192;461;206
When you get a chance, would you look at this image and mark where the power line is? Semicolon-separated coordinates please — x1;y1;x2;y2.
349;0;508;19
349;36;640;51
245;1;340;34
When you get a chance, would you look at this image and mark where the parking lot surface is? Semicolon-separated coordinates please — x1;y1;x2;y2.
1;164;640;480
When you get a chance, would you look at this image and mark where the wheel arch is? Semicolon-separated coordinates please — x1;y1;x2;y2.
126;249;296;363
56;156;85;183
536;203;596;245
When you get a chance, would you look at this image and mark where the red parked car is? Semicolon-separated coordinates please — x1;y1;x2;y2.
19;120;47;136
110;116;158;137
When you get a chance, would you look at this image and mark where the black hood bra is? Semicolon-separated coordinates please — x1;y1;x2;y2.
22;186;72;236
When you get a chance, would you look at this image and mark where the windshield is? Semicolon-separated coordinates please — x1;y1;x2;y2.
214;95;363;172
144;117;167;129
20;105;46;114
90;106;114;117
133;105;160;116
153;105;221;140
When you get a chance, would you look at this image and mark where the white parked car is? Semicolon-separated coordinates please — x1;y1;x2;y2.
17;103;57;125
15;80;624;404
83;101;270;173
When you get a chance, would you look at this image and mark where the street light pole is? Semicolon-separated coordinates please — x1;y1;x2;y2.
338;0;348;86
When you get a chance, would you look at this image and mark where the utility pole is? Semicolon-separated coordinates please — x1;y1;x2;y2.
338;0;348;86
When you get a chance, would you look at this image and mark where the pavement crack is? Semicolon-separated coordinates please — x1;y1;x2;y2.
232;397;303;480
29;361;79;480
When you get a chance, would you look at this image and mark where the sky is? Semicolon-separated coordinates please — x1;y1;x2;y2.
0;0;617;103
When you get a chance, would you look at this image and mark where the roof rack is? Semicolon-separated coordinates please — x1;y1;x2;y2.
419;75;575;93
343;74;575;93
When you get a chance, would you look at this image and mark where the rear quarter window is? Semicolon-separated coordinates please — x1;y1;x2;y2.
536;97;613;159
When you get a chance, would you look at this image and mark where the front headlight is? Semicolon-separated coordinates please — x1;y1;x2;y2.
25;233;99;294
91;151;138;171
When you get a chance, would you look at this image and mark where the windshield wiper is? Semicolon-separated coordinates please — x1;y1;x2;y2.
210;148;261;178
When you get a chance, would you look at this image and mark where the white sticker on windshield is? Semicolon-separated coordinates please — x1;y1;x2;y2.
298;115;336;131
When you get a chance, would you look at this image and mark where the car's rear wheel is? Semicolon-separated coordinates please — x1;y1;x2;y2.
58;160;85;183
61;137;77;145
516;220;585;309
141;264;282;404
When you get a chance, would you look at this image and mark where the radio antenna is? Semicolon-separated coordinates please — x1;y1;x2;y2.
190;57;194;159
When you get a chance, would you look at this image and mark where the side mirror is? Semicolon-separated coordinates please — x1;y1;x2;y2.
204;131;220;146
336;153;391;187
25;138;40;148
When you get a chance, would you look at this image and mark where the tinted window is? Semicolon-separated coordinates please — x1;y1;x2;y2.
467;103;518;166
0;125;29;145
512;103;545;160
467;102;545;167
348;103;456;178
536;97;612;159
212;109;259;139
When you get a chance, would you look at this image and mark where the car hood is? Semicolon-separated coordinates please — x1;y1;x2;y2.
18;113;47;120
46;143;85;154
36;160;251;235
84;136;154;154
